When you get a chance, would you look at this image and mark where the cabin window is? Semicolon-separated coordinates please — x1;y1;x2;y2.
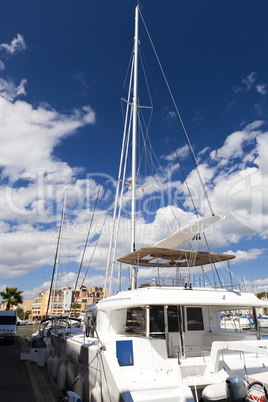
150;305;165;337
167;306;179;332
125;308;145;335
186;307;204;331
220;309;254;332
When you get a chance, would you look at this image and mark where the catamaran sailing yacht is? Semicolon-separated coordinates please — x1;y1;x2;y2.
50;5;268;402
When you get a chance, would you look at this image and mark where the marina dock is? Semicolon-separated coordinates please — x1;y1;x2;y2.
0;336;65;401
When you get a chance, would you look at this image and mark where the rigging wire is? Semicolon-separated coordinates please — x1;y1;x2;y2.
137;108;196;252
138;10;227;285
72;48;135;301
108;25;212;287
45;189;67;319
139;7;215;217
80;194;115;288
139;43;199;218
138;111;191;215
108;108;132;295
104;57;134;296
137;44;203;261
73;128;114;298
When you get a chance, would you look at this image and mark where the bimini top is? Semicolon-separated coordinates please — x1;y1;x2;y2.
117;246;235;268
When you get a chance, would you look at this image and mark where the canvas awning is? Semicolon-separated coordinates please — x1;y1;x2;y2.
117;246;235;268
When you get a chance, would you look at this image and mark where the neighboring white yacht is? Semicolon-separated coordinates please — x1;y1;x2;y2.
220;314;253;331
50;4;268;402
258;315;268;329
51;284;268;401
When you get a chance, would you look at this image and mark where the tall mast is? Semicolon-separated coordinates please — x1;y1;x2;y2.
130;5;139;290
45;189;67;319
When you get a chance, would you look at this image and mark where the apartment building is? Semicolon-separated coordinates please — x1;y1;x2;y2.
31;290;49;319
31;285;107;319
0;298;33;312
72;285;107;316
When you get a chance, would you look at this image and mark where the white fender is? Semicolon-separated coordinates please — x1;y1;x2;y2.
51;354;59;380
47;355;53;375
91;381;102;402
67;361;75;388
59;353;66;365
57;363;66;391
73;373;83;399
45;345;52;364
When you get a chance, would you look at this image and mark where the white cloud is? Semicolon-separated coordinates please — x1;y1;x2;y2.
210;131;248;162
209;122;264;168
250;278;268;294
161;144;190;162
0;225;56;278
256;84;268;96
242;72;257;91
225;248;266;264
16;78;27;96
101;120;268;264
0;34;26;55
0;61;5;71
0;89;98;281
181;162;215;210
212;130;267;237
0;78;27;101
0;104;268;298
0;213;104;281
245;120;264;131
197;146;210;160
226;73;261;110
0;97;95;178
167;111;176;120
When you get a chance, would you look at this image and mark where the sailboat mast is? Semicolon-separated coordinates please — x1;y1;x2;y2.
45;189;67;319
130;5;139;290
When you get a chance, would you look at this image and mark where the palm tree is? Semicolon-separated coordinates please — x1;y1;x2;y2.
71;302;81;309
70;302;81;317
0;287;23;310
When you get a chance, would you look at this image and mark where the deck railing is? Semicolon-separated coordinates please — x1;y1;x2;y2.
138;277;245;292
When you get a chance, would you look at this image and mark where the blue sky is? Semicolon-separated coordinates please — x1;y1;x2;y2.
0;0;268;300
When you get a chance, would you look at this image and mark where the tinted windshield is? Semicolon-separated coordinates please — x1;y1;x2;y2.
0;316;16;325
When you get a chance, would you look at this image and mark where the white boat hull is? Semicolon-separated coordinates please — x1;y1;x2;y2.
51;322;268;401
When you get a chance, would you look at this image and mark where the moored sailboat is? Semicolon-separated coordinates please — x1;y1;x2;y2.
50;5;268;402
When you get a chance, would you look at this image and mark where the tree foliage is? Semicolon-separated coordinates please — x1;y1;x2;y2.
0;287;23;310
256;292;268;300
16;307;30;320
71;302;81;309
